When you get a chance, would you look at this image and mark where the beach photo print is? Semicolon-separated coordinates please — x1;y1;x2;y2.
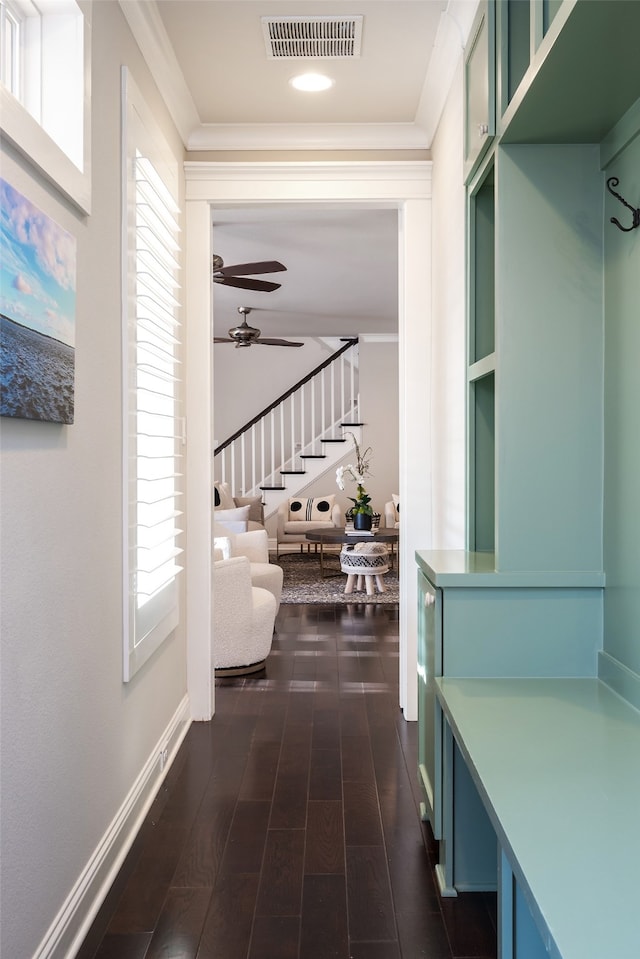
0;178;77;424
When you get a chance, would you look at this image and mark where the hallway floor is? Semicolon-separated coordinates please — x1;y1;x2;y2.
79;603;496;959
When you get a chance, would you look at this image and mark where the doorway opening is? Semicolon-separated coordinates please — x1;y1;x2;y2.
184;161;433;722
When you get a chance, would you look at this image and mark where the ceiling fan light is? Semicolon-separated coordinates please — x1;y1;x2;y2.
289;72;334;92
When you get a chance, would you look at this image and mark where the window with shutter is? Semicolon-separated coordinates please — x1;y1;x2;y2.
121;68;183;681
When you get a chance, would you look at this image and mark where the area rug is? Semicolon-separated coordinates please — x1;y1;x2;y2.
273;551;399;605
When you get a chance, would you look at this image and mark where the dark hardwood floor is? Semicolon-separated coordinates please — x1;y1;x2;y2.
78;603;496;959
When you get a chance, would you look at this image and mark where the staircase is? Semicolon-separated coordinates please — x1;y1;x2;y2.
214;338;362;519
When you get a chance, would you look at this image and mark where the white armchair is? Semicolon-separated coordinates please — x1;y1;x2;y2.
213;522;283;611
213;555;276;675
276;495;342;559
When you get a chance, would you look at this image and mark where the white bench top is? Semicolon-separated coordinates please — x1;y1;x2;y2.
435;677;640;959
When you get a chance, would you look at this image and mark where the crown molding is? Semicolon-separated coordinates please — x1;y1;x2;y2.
415;0;480;143
184;159;432;182
187;121;429;152
121;0;478;152
118;0;200;145
359;334;399;344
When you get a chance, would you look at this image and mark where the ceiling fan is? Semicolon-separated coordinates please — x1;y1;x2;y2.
214;307;303;349
212;254;286;292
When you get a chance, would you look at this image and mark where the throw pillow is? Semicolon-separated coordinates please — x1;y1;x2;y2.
213;481;235;511
214;505;250;533
288;495;336;522
392;493;400;521
234;494;264;526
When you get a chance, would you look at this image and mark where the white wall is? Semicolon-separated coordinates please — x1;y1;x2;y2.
0;5;189;957
354;337;399;518
429;57;467;549
213;336;332;443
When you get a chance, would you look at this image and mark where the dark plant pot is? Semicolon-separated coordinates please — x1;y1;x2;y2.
353;512;372;531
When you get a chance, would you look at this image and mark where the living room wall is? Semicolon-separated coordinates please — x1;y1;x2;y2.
345;336;400;521
213;336;332;443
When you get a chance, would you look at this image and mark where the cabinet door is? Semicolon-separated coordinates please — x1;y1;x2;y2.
464;0;495;181
417;571;443;837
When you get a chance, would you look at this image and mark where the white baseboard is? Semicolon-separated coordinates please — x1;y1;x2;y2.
435;863;457;898
33;696;191;959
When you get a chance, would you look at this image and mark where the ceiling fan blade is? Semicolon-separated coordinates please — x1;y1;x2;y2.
215;260;286;277
255;338;304;347
213;337;235;343
213;276;282;292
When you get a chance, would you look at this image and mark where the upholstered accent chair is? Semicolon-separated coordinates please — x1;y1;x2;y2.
213;522;283;611
276;495;342;559
384;494;400;529
213;480;264;533
212;555;277;675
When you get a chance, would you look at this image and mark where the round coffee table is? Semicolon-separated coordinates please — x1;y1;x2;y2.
304;527;399;578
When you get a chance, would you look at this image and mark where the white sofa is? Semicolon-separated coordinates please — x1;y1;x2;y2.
214;480;264;533
276;495;342;559
213;522;283;611
212;555;276;675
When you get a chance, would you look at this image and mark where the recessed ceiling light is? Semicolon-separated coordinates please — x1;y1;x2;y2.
289;72;334;92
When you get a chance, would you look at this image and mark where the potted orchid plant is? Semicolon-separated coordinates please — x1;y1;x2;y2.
336;432;374;530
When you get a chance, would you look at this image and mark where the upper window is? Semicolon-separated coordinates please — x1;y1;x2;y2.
0;0;91;212
1;1;22;96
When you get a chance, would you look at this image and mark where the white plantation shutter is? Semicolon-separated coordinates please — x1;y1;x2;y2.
122;69;183;680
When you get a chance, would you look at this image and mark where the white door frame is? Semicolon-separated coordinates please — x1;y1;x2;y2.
184;160;433;721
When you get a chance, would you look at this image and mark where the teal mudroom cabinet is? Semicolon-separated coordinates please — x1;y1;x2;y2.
416;2;640;953
416;550;603;894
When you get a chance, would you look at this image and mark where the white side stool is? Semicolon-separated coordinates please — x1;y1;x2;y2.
340;543;390;595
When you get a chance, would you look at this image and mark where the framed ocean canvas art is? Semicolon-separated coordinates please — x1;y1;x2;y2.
0;179;77;424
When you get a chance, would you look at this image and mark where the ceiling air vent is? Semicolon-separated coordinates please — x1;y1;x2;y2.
262;16;363;59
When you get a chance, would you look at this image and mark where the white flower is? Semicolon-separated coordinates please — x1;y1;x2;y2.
336;434;373;493
337;463;366;491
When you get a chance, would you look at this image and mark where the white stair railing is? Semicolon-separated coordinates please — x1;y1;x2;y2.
214;339;360;506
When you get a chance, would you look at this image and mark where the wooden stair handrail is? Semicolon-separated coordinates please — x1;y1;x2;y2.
214;338;358;456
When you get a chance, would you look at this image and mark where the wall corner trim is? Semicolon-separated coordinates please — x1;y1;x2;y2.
600;96;640;169
598;651;640;713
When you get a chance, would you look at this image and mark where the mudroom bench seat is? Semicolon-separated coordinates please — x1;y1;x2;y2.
434;677;640;959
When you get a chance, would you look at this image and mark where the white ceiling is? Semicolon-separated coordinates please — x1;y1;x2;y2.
122;0;478;339
211;205;400;339
156;1;445;128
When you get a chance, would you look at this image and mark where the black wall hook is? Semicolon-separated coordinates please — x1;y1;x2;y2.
606;177;640;232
